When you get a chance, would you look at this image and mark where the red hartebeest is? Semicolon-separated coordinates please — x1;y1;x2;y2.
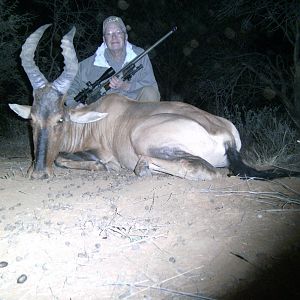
9;25;299;180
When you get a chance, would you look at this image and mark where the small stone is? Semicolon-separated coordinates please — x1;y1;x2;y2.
0;261;8;268
78;252;87;258
169;256;176;263
17;274;27;284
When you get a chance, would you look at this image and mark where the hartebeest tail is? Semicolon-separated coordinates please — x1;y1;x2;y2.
226;146;300;180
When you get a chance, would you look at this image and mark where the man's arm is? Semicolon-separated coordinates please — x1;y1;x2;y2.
128;53;158;91
64;67;86;107
65;55;105;107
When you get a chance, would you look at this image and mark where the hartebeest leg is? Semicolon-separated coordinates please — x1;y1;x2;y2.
55;152;108;171
135;155;228;180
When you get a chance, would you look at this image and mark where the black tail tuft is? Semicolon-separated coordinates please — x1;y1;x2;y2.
226;147;300;180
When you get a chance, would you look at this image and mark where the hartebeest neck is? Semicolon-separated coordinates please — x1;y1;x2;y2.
60;121;107;153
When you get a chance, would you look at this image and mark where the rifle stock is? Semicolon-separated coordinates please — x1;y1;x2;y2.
74;26;177;105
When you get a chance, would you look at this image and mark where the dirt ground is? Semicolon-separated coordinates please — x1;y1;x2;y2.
0;139;300;300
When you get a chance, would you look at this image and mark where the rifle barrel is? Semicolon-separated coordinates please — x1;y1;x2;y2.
126;26;177;68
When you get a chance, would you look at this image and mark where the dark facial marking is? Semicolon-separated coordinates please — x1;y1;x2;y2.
35;128;48;171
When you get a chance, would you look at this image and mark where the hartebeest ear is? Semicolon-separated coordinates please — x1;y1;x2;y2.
69;110;108;124
9;104;32;119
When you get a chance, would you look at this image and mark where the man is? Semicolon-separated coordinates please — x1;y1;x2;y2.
66;16;160;107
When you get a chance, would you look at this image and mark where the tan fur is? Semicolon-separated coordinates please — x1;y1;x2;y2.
56;94;241;180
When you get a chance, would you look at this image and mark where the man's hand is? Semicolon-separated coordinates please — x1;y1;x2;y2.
109;76;130;91
75;102;86;108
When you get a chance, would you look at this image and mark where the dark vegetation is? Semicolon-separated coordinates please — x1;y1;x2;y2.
0;0;299;166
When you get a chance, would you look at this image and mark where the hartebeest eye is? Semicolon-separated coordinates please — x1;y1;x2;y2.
57;118;64;123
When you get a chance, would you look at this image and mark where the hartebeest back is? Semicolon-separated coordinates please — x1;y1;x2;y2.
9;25;300;180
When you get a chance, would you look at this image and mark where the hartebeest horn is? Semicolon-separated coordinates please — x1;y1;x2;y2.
20;24;51;90
52;26;78;94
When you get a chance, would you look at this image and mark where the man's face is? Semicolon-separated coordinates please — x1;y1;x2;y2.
103;22;127;52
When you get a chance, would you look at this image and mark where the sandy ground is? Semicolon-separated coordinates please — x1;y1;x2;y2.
0;140;300;300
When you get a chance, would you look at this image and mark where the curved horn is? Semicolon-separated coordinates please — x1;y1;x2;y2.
20;24;51;90
52;27;78;94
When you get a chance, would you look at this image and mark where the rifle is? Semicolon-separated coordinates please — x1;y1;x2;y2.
74;26;177;105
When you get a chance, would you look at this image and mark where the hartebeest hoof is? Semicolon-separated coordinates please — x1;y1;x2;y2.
27;166;53;180
134;156;152;177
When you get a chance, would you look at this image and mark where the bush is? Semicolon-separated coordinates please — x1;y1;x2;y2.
0;0;33;136
223;105;299;168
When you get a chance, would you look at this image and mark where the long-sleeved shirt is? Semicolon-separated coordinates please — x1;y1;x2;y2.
65;42;159;106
